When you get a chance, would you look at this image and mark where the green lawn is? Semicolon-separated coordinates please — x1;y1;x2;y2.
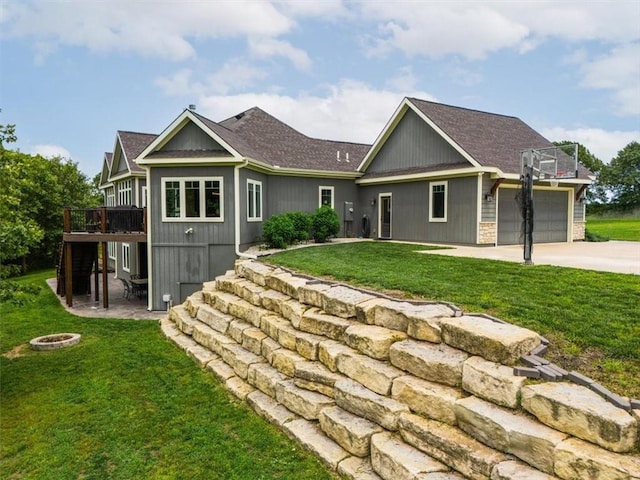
267;242;640;397
586;216;640;241
1;271;335;480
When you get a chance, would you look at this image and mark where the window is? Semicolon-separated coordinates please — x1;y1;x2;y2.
122;243;131;272
118;180;132;205
108;242;116;260
429;181;448;222
319;186;334;208
161;177;224;221
105;187;115;207
247;179;262;221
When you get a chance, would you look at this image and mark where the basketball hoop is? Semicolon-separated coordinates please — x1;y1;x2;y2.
518;144;577;264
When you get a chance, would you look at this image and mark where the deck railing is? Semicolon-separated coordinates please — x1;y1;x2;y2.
63;207;147;234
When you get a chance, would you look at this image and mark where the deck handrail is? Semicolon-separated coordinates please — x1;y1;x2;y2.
63;206;147;234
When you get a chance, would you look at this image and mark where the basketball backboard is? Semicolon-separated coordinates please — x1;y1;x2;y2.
520;144;578;181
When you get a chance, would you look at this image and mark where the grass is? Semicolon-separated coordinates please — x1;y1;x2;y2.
586;216;640;241
1;271;335;480
266;242;640;397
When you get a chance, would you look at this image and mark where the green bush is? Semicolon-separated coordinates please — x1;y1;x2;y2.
285;212;312;243
311;206;340;243
0;280;41;305
262;214;296;249
585;229;610;242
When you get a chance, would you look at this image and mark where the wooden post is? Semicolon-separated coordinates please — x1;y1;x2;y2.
101;206;107;233
64;242;73;307
143;207;147;234
63;208;71;233
94;244;99;302
102;242;109;309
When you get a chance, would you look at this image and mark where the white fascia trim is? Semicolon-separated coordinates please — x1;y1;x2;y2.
406;100;482;168
137;110;243;162
356;167;487;185
115;133;133;176
357;99;411;172
109;171;145;183
136;157;241;166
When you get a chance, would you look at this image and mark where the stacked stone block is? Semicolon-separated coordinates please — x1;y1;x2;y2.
161;260;640;480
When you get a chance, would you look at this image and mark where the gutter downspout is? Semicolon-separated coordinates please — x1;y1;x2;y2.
234;159;257;260
145;166;153;311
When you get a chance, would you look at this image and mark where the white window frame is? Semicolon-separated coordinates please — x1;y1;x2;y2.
118;180;132;205
108;242;116;260
105;187;115;207
247;179;262;222
122;243;131;272
429;181;448;222
161;177;224;222
319;186;335;209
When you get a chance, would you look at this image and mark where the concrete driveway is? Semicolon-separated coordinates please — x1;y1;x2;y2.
418;241;639;275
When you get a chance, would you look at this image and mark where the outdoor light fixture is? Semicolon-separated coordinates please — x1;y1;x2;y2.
370;198;376;206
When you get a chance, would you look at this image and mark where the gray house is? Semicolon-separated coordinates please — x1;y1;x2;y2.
99;97;592;311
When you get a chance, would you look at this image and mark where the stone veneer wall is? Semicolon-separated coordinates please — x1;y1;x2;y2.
478;222;497;245
161;260;640;480
573;221;586;241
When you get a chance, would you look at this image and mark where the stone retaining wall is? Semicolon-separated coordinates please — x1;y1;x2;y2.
161;260;640;480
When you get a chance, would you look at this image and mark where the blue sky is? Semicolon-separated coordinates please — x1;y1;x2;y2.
1;0;639;177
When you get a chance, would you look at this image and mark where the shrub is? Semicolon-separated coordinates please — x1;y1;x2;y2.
262;214;295;249
311;206;340;243
585;229;610;242
0;280;41;305
285;212;312;243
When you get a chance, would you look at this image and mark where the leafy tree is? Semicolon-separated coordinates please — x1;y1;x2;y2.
0;109;17;149
601;141;640;211
0;145;102;272
554;141;607;204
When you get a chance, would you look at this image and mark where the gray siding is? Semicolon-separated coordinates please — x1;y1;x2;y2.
239;169;268;245
161;121;227;152
573;188;585;222
266;176;359;237
114;148;128;174
356;176;478;244
149;165;236;309
366;109;470;174
481;175;497;222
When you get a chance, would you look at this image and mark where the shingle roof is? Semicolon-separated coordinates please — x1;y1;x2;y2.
118;131;157;173
207;107;370;173
407;98;591;178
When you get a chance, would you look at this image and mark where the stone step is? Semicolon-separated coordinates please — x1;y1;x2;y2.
195;302;233;334
247;362;289;398
337;456;382;480
319;285;377;319
214;271;245;295
553;437;640;480
218;342;264;380
319;405;384;457
300;307;356;341
275;379;335;420
169;304;197;335
344;324;408;360
335;379;409;431
265;269;309;300
235;259;275;287
370;432;453;480
391;375;465;426
439;315;540;366
390;339;469;387
520;382;638;453
462;356;526;409
246;390;299;426
282;418;351;470
491;460;560;480
258;288;291;316
398;412;507;480
454;396;568;474
184;292;206;317
336;350;404;396
233;279;266;307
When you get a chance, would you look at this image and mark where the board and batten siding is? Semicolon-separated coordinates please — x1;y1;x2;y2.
266;176;359;236
239;168;268;247
481;175;497;222
149;165;236;309
160;121;227;152
365;108;470;174
357;176;478;244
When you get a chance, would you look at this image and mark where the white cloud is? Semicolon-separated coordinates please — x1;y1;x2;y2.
197;79;436;144
30;144;72;159
248;37;312;71
541;126;640;163
579;43;640;116
2;1;294;62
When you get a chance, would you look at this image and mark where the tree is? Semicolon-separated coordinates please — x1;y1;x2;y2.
554;141;607;204
0;148;102;272
601;141;640;211
0;109;17;149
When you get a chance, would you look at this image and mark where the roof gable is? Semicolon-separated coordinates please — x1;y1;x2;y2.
99;152;113;186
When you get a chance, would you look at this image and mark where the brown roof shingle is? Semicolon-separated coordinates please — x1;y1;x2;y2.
118;131;157;173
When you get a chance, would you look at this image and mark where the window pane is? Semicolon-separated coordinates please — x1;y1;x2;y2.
205;180;221;218
255;183;261;218
165;181;180;218
321;188;332;206
432;184;445;219
248;182;255;218
185;181;200;217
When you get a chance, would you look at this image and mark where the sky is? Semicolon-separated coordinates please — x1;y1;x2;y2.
1;0;639;178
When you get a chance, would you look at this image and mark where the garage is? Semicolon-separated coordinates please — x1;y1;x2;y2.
497;188;568;245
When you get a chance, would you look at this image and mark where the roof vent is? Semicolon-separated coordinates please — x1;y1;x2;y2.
188;104;196;111
235;112;245;120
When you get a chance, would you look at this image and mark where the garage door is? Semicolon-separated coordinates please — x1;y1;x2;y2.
498;189;568;245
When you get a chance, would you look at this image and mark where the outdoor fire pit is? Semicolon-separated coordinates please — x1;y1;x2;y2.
29;333;81;351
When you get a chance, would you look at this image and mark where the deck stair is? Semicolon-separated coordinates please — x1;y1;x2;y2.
161;260;640;480
56;241;97;296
